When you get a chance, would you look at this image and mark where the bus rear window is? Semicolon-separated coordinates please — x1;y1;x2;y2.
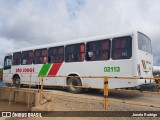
138;32;152;54
112;36;132;60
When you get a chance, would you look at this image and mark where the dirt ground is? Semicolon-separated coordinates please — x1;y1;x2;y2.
0;88;160;120
0;101;28;111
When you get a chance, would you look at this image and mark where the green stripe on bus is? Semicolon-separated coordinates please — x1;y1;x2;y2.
38;64;51;77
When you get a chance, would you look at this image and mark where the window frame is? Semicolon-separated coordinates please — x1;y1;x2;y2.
111;36;132;60
33;48;48;64
21;50;33;65
138;32;152;54
65;43;85;62
86;39;111;61
4;55;12;70
48;46;64;63
13;52;21;65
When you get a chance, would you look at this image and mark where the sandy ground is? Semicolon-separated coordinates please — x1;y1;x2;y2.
0;88;160;120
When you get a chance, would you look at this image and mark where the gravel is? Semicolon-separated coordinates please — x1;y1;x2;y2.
0;88;160;120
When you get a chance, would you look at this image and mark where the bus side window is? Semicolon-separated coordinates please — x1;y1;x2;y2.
101;51;109;60
113;49;123;59
22;59;27;64
13;52;21;65
48;46;64;63
28;58;32;64
100;40;110;60
65;43;85;62
21;50;33;65
41;49;47;64
43;56;47;63
86;39;110;61
112;36;132;60
48;56;51;63
79;44;85;61
34;49;47;64
86;43;95;61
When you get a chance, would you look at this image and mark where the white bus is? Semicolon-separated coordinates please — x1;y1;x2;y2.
3;31;153;93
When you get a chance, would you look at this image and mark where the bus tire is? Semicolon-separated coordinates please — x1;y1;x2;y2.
88;88;101;93
13;76;21;88
67;77;82;94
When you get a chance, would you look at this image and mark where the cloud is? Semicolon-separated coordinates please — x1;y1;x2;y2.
0;37;14;67
0;0;160;67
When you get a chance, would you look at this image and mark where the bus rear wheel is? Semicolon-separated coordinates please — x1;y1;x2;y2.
67;77;82;94
13;76;21;88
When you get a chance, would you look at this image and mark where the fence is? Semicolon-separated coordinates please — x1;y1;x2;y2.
39;75;160;110
1;73;160;110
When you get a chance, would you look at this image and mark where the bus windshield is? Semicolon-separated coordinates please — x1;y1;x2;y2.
138;32;152;54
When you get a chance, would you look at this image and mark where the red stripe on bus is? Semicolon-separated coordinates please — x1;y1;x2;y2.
47;63;62;76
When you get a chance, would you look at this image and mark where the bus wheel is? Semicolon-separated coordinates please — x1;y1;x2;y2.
13;76;21;88
67;77;82;94
88;88;101;93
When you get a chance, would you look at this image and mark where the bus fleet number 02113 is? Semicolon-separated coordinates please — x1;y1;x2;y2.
104;66;120;72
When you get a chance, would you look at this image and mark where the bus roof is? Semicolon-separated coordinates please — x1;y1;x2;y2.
5;31;138;55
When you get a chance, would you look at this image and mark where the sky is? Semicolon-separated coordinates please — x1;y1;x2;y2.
0;0;160;67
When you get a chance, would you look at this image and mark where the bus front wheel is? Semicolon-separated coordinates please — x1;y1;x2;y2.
67;77;82;94
13;76;21;88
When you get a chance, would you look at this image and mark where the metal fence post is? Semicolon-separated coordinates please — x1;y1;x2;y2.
104;76;108;110
9;88;12;106
41;76;44;92
27;73;32;110
39;76;44;106
158;79;160;93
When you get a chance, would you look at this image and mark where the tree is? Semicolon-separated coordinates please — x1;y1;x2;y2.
0;68;3;79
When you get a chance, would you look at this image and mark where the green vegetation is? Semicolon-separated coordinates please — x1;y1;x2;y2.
0;68;3;76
